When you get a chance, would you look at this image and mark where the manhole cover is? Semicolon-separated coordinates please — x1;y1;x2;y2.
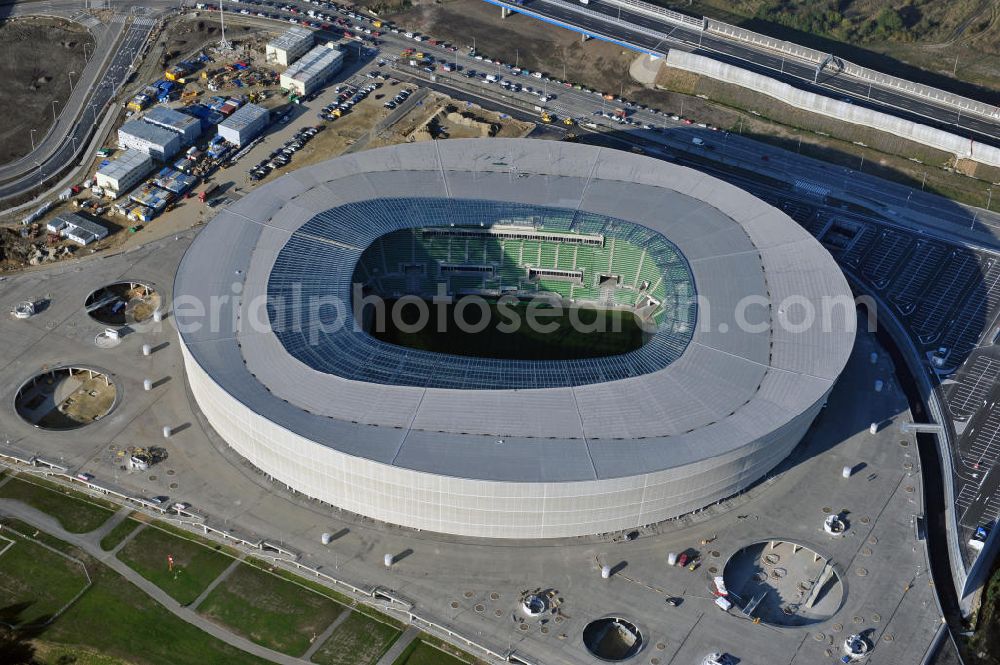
451;601;459;608
464;591;474;598
540;627;549;634
860;516;871;524
656;643;666;650
905;486;914;493
899;440;909;447
519;623;528;631
474;604;485;612
555;616;564;623
872;613;882;623
490;592;500;600
856;568;868;577
495;609;503;617
884;634;894;642
869;536;878;545
651;659;660;665
169;483;178;489
708;566;718;574
148;475;157;481
166;469;175;475
710;551;720;558
822;506;832;513
861;547;873;556
832;623;843;633
853;616;863;624
813;633;825;642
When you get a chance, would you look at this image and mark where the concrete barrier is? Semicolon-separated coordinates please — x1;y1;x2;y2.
603;0;704;30
705;18;825;64
840;60;1000;121
702;18;999;122
666;50;1000;168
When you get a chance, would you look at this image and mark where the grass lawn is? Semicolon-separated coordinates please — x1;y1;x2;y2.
44;562;273;665
0;476;114;534
33;643;131;665
198;562;346;656
116;525;234;605
0;532;89;626
392;639;475;665
99;516;140;551
310;611;402;665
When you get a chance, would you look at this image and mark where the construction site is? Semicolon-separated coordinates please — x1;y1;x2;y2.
14;366;118;431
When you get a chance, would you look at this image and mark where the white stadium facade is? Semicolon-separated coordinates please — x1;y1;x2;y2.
174;138;855;539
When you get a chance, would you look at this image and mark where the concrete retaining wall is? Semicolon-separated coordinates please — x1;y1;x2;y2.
666;50;1000;168
705;18;825;64
601;0;999;121
604;0;704;29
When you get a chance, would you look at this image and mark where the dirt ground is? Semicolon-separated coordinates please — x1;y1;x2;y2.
651;64;1000;205
17;371;116;430
387;0;638;96
652;0;1000;97
382;0;999;207
0;17;95;165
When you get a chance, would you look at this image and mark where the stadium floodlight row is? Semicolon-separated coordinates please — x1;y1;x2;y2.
174;139;855;539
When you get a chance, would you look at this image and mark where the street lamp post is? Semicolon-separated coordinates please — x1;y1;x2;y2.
29;128;36;152
69;71;76;92
988;187;993;211
51;100;59;124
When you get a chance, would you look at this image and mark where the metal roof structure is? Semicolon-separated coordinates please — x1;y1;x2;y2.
267;26;314;52
269;200;696;389
218;103;268;132
50;212;108;245
143;106;201;136
96;149;152;182
174;139;855;537
280;44;343;84
119;119;178;145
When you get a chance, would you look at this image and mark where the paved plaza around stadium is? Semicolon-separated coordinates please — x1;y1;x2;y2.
0;235;941;662
0;141;944;664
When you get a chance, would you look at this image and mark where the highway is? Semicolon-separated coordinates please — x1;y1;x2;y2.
0;5;156;201
375;41;1000;241
494;0;1000;148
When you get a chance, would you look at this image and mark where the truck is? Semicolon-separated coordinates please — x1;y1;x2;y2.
613;107;628;119
195;182;219;203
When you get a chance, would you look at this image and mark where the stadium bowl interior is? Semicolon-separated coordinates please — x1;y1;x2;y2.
174;138;855;539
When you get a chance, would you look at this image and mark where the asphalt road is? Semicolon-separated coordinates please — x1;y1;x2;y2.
504;0;1000;147
0;8;155;201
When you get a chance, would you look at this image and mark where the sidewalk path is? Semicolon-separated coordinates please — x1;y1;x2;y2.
375;625;421;665
0;499;308;665
189;554;244;610
301;607;353;661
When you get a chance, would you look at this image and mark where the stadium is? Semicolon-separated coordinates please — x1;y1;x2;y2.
174;138;855;539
